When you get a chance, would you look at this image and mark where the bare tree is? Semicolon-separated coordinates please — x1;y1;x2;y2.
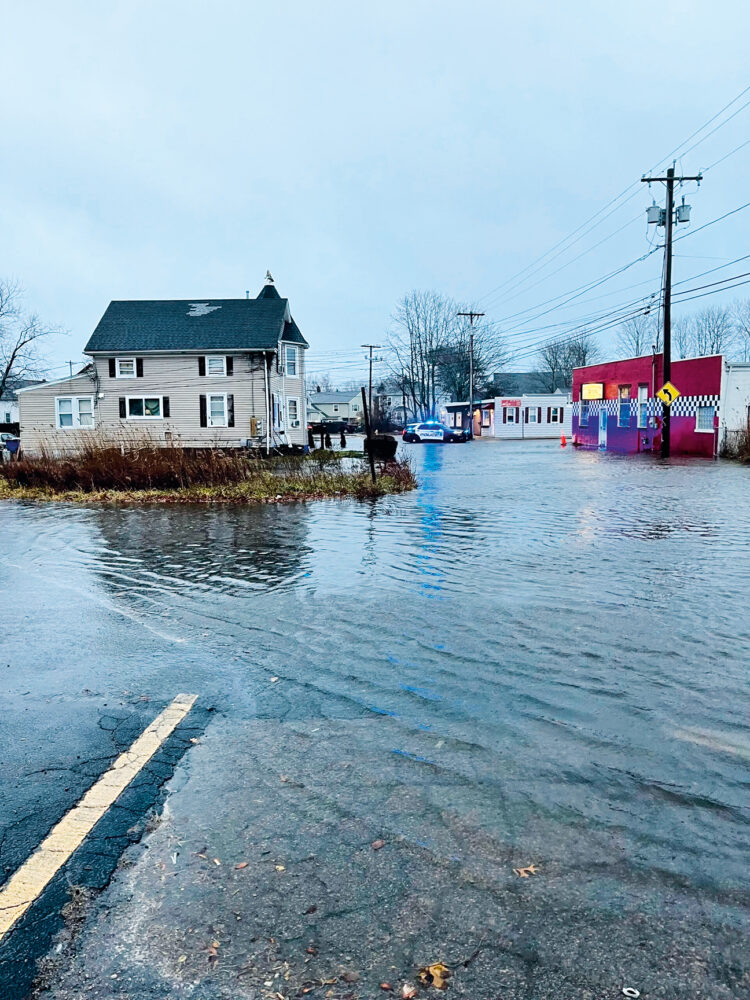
386;291;452;419
434;313;512;402
672;315;694;359
732;299;750;362
616;314;661;357
0;279;60;401
693;305;735;357
536;331;600;391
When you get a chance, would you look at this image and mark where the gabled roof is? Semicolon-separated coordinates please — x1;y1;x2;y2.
308;391;360;404
84;288;308;354
1;378;46;401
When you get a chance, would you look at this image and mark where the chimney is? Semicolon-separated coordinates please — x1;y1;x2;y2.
245;290;250;299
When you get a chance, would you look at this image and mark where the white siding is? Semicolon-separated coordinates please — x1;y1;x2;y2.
493;394;572;439
721;362;750;447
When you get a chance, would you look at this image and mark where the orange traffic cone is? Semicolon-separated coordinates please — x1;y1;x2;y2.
561;434;567;447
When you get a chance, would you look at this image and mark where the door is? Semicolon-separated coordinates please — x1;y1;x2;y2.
598;407;607;449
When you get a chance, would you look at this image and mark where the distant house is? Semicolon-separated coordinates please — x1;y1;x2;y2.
306;391;362;425
1;379;44;427
17;282;308;454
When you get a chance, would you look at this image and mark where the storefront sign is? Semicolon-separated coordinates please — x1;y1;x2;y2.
581;383;604;400
499;398;521;407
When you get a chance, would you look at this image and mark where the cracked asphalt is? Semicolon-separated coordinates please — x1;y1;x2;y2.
1;442;749;999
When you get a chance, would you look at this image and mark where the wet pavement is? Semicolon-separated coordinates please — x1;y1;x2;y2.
1;440;749;998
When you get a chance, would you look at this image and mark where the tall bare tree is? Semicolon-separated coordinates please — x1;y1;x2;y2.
0;279;60;401
386;290;510;417
692;305;735;357
536;330;600;391
672;315;694;359
731;299;750;361
615;314;661;357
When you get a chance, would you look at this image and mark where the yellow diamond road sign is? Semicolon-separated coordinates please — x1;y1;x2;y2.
656;381;681;406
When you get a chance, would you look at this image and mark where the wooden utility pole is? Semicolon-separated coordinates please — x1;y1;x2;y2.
641;166;701;457
457;311;484;438
361;386;377;483
362;344;381;425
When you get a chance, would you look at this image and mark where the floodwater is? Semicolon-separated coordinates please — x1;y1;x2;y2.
2;439;749;997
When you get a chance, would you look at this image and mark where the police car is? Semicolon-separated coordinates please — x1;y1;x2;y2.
402;421;470;443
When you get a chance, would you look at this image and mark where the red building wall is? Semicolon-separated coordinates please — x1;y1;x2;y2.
571;353;722;457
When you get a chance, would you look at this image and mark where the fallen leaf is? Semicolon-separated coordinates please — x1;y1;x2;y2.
235;862;249;870
372;838;386;850
380;982;394;991
402;987;418;999
189;737;200;744
513;864;539;878
195;853;207;859
177;955;187;964
213;858;222;866
275;864;286;872
305;905;317;914
418;962;451;990
306;946;318;956
270;676;279;683
211;940;220;949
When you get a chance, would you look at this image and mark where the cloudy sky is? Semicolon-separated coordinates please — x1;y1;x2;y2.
1;1;749;385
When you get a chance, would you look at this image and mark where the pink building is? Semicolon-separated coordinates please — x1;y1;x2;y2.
571;353;721;457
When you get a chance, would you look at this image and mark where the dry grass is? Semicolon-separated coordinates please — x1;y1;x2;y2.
0;435;417;504
721;428;750;463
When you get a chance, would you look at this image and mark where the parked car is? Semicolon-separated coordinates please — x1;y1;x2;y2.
402;421;470;443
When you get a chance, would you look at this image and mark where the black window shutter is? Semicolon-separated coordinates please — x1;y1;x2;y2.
560;407;564;423
109;358;116;378
198;357;206;377
525;407;529;423
537;407;542;423
503;407;507;424
119;397;126;418
199;394;207;427
226;356;233;376
136;358;143;377
547;407;551;422
227;394;235;427
163;396;170;418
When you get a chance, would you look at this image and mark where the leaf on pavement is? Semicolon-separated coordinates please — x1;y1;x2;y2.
235;861;249;869
372;838;386;850
418;962;451;990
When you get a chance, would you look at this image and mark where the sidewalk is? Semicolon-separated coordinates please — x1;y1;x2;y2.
33;714;744;999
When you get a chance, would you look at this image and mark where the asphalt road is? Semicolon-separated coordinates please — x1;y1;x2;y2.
1;443;749;999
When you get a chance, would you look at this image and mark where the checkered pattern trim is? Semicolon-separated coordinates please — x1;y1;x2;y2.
574;395;720;420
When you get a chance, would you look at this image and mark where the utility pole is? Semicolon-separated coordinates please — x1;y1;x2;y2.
362;344;381;424
457;311;484;438
641;165;701;457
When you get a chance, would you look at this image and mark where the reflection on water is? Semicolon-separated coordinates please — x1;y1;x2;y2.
2;441;749;906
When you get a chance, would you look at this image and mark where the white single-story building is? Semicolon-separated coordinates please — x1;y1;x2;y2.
721;361;750;450
445;392;572;439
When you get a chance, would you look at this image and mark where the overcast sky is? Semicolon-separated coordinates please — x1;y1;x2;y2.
1;1;749;385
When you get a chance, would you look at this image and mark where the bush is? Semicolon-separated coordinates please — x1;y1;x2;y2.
721;429;750;463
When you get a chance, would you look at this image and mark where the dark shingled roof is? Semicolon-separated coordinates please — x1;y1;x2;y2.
84;291;308;354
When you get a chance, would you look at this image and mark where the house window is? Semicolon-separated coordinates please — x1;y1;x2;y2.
116;358;136;378
208;394;227;427
506;407;517;424
637;385;648;428
482;409;491;427
4;411;11;423
527;408;538;423
284;346;298;376
352;403;359;412
127;396;162;418
287;398;299;425
56;396;95;429
206;356;227;376
696;405;715;432
580;401;590;426
333;404;339;413
549;407;560;423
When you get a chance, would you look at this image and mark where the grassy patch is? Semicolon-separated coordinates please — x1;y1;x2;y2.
721;428;750;463
0;439;416;504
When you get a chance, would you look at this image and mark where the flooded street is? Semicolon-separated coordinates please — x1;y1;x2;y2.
2;440;749;998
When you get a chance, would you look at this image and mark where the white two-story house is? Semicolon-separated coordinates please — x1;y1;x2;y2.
18;282;308;455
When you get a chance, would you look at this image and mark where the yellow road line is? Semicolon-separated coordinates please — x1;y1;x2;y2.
0;693;197;940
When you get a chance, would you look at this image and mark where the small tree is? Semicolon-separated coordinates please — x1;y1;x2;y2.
672;315;694;359
0;279;60;401
536;331;600;391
